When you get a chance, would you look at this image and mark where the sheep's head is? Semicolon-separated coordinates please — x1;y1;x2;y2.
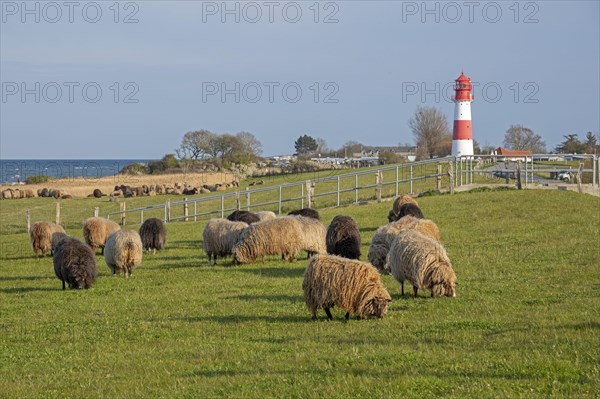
432;281;456;298
362;295;391;319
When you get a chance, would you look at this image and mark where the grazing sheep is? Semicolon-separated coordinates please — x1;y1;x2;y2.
93;188;105;198
288;208;320;220
22;188;35;198
104;229;143;277
227;210;260;225
303;254;391;320
53;236;98;290
232;216;302;264
83;217;121;254
255;211;277;221
392;194;418;216
398;203;424;219
202;218;248;265
30;221;67;257
292;215;327;258
388;229;456;298
326;215;361;260
368;216;440;273
139;218;167;254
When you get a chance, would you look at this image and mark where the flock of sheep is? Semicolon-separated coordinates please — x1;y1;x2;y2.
28;194;456;321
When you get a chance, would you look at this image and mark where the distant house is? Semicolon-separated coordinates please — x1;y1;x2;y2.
493;147;532;161
358;146;417;158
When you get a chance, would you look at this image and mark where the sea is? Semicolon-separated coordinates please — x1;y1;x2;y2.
0;159;151;184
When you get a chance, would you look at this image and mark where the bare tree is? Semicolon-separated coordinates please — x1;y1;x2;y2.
409;106;451;159
315;137;330;156
176;130;216;160
236;131;263;158
503;125;546;153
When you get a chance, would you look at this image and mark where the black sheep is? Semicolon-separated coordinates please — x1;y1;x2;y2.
326;215;361;260
227;210;260;225
139;218;167;253
398;203;424;219
53;237;98;290
288;208;320;220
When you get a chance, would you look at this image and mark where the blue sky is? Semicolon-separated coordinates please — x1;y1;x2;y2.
1;0;598;158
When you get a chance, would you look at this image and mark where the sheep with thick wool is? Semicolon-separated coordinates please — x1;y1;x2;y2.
398;203;424;219
202;218;249;265
53;236;98;290
139;218;167;254
368;216;440;272
288;208;320;220
232;216;302;264
290;215;326;258
30;221;66;257
388;229;456;298
326;215;362;260
303;254;391;320
388;194;418;222
83;217;121;254
255;211;277;221
227;210;260;225
104;229;143;277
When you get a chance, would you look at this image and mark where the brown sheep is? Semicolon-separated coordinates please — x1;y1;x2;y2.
326;215;361;260
389;194;418;221
303;254;391;320
53;236;97;290
104;230;143;277
30;222;66;257
83;217;121;254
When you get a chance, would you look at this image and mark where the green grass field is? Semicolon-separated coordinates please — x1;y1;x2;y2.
1;188;599;398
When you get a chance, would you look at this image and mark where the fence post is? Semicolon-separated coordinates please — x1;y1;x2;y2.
448;161;455;195
140;210;144;225
395;165;399;197
337;175;340;207
246;188;251;210
376;171;382;203
305;180;312;208
221;196;224;218
436;164;442;191
278;186;282;215
120;202;127;225
576;162;584;193
166;200;171;222
183;198;189;222
354;174;358;204
516;161;522;190
194;201;197;222
26;209;30;233
409;165;413;194
235;191;240;210
55;202;61;225
94;207;99;217
301;184;304;209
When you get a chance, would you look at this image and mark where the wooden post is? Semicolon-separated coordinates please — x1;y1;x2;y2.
516;161;522;190
448;161;455;195
436;164;442;191
306;180;312;208
140;210;144;225
120;202;126;226
246;188;251;211
409;165;413;194
278;186;282;215
26;209;30;233
576;162;584;193
166;200;171;222
94;207;99;217
337;175;340;207
55;202;61;225
194;201;197;222
375;171;382;203
183;198;189;222
235;191;240;210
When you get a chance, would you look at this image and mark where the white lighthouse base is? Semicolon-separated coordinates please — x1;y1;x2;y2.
452;139;474;158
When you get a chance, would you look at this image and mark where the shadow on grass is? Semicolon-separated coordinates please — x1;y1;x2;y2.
234;267;305;278
174;314;308;324
0;275;50;281
157;262;205;270
485;321;600;337
1;286;57;293
227;294;303;303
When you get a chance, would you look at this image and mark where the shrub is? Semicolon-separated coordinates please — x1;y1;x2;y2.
119;163;149;175
25;175;50;184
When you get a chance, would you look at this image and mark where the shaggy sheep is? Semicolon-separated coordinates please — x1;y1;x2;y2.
232;216;302;264
388;229;456;298
83;217;121;254
303;254;391;320
398;203;424;219
387;194;418;221
53;236;98;290
255;211;277;221
367;216;440;273
104;229;143;277
139;218;167;254
29;221;66;257
202;218;249;265
288;208;320;220
1;189;13;199
227;210;260;225
93;188;105;198
326;215;362;260
291;215;327;258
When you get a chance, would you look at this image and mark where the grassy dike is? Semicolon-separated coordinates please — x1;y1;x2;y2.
1;188;599;398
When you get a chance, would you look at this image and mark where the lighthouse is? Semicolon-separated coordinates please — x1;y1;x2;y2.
451;72;474;157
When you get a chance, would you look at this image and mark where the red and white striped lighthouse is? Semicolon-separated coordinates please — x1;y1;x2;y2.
451;72;474;157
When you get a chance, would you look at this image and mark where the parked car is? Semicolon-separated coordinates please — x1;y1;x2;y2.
557;171;571;182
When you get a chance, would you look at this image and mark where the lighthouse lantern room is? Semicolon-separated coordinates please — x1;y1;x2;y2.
451;72;474;157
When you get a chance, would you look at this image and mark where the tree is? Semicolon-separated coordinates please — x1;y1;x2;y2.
409;106;451;159
503;124;546;153
294;135;318;157
236;131;263;159
554;134;586;154
209;134;244;166
176;130;216;160
584;131;598;154
315;137;330;156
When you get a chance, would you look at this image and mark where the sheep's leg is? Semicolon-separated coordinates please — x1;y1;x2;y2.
413;286;418;298
345;312;350;320
311;309;317;320
401;281;404;296
62;279;66;290
324;307;333;321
